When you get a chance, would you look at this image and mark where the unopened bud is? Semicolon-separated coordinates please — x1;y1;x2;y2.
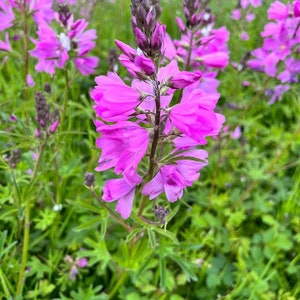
84;172;95;187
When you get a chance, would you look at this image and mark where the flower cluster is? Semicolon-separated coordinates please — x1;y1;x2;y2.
165;0;230;94
248;0;300;103
231;0;262;41
91;0;225;219
30;4;98;76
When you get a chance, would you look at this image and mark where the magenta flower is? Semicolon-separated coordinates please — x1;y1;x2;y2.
142;150;208;202
268;1;290;21
102;177;141;219
200;52;229;69
294;0;300;17
240;31;250;41
94;120;149;183
169;89;225;143
115;39;155;77
30;21;69;76
0;33;12;52
91;73;141;122
0;1;15;31
169;70;202;89
231;9;241;21
26;74;35;87
241;0;262;8
265;84;290;104
30;15;98;76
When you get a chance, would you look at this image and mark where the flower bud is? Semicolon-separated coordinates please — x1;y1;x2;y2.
294;0;300;17
84;172;95;187
169;70;202;89
134;55;155;75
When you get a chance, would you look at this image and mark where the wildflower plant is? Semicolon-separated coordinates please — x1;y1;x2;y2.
91;0;225;221
1;0;300;299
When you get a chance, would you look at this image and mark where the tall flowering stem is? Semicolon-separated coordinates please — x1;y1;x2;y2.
16;141;46;296
90;0;225;222
16;91;58;296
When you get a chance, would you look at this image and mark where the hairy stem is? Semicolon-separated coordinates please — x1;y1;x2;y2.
91;190;132;232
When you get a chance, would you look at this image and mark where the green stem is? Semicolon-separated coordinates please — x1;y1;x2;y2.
60;69;70;132
0;268;11;299
108;271;128;300
16;142;46;296
91;190;132;232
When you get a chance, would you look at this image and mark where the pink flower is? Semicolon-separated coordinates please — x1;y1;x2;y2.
49;120;59;133
240;31;250;41
94;120;149;182
115;39;155;77
26;74;35;87
142;150;208;202
0;33;12;52
294;0;300;17
76;258;88;268
30;16;98;76
268;1;290;21
231;126;242;139
169;70;202;89
246;12;255;23
241;0;262;8
0;1;15;31
102;177;140;219
231;9;241;20
74;56;99;76
91;72;141;122
169;89;225;143
30;21;69;76
200;52;229;69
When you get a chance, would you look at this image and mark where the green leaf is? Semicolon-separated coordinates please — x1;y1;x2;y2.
159;255;167;292
152;227;179;244
147;228;157;249
73;216;101;232
168;254;198;282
